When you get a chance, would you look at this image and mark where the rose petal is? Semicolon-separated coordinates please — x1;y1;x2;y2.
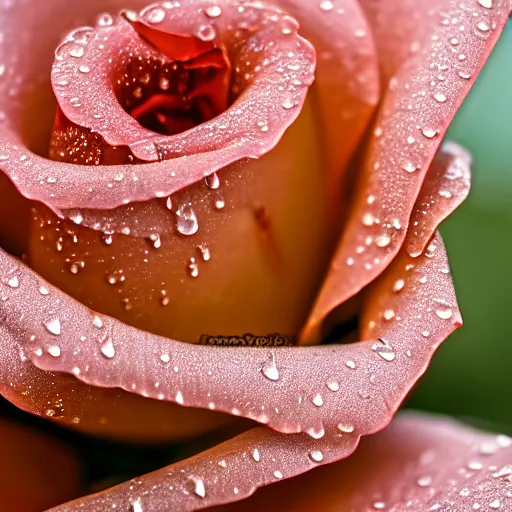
210;412;512;511
0;205;460;440
406;141;471;258
0;418;81;511
300;0;510;342
274;0;379;212
0;0;316;214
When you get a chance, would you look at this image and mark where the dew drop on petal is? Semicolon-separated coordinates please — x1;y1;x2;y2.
273;470;283;479
145;7;165;24
205;5;222;18
187;476;206;498
160;353;170;363
176;204;198;236
205;172;220;190
435;304;453;319
100;339;115;359
319;0;334;11
477;0;492;8
261;353;279;381
433;93;447;103
312;394;324;407
44;317;61;336
337;423;355;433
252;448;261;462
326;380;339;392
309;450;324;463
371;338;396;362
48;345;61;357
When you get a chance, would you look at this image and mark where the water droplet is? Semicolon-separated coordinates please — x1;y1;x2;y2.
92;315;103;328
39;286;49;295
319;0;334;11
403;162;418;173
467;461;483;471
205;172;220;189
492;465;512;478
48;345;61;357
309;450;324;462
489;500;501;510
160;353;170;363
337;423;355;433
176;204;199;235
69;46;85;58
197;25;216;41
373;502;386;510
251;448;261;462
458;71;472;79
205;5;222;17
214;195;225;209
422;128;438;139
477;21;490;32
478;0;492;8
100;339;115;358
326;380;339;392
417;475;432;487
198;244;210;261
79;65;90;73
306;426;325;439
7;276;19;288
346;360;356;369
176;391;184;404
376;234;391;248
273;470;283;479
132;498;143;512
282;98;296;109
188;258;199;278
393;279;405;292
261;353;279;381
435;304;453;320
312;394;323;407
383;309;395;321
44;318;61;336
145;7;165;24
187;476;206;498
433;92;447;103
97;13;114;27
372;338;395;361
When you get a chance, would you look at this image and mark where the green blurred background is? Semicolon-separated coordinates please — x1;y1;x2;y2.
405;20;512;433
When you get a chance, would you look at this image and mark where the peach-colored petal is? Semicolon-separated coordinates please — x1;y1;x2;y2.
301;0;510;342
274;0;380;212
210;412;512;511
0;418;81;511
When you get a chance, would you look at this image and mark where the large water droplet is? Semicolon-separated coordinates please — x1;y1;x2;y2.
48;345;61;357
144;7;166;24
312;394;324;407
205;172;220;190
188;476;206;498
261;353;279;381
435;304;453;319
176;204;199;235
478;0;492;8
252;448;261;462
7;276;19;288
100;338;115;358
337;423;355;433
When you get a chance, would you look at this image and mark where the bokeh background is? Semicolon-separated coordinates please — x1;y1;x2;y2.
0;18;510;505
405;20;512;433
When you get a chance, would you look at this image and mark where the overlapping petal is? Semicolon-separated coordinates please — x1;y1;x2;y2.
212;412;512;511
301;0;510;342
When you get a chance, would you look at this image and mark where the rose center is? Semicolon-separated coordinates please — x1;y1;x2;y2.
115;53;229;137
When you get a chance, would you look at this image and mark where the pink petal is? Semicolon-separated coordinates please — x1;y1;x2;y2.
210;412;512;511
0;229;459;437
0;0;316;214
301;0;510;342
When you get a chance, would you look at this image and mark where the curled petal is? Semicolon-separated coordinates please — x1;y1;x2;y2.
301;0;510;342
213;413;512;511
0;214;460;443
0;0;315;213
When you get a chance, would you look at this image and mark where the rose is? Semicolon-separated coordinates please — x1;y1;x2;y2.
0;0;509;510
